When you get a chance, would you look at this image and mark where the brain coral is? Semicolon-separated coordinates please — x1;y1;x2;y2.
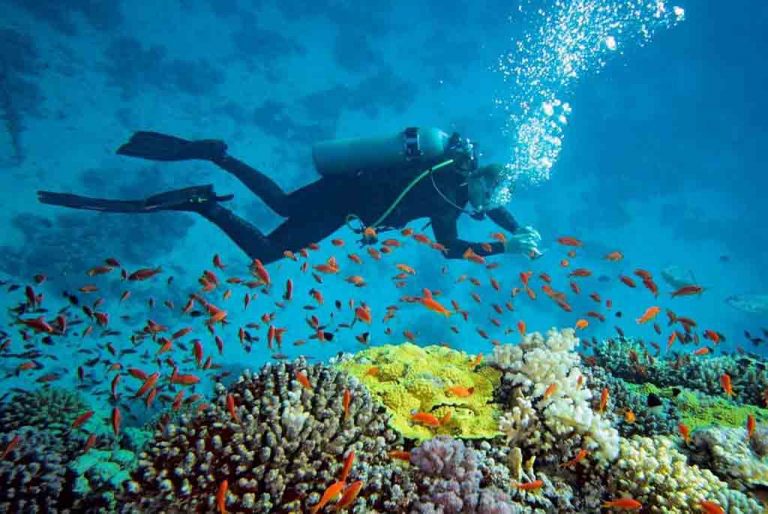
337;343;502;441
120;358;417;513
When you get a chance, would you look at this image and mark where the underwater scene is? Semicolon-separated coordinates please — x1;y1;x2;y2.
2;0;768;512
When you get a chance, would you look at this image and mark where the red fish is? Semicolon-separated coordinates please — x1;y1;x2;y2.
671;285;704;297
127;267;162;281
111;407;122;437
556;236;583;247
602;498;642;510
296;371;312;390
1;434;21;460
226;394;239;422
335;480;364;511
217;479;228;514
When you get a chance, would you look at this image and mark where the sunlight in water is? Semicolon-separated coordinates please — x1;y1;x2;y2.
492;0;685;207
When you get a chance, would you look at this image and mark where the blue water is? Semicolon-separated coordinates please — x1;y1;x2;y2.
2;0;768;511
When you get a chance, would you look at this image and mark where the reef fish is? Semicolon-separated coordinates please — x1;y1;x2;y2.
725;294;768;315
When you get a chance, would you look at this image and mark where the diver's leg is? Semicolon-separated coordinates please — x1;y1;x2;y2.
37;185;234;213
211;154;295;217
195;203;282;263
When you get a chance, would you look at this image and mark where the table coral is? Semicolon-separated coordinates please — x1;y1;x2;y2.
337;343;502;441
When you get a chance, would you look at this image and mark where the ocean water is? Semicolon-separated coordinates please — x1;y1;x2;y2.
2;0;768;512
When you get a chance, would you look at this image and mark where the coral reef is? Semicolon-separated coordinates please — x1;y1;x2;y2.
120;359;417;513
409;436;516;514
0;427;80;512
491;328;620;464
0;387;89;436
592;337;768;408
608;435;762;513
588;367;680;437
337;343;502;441
72;448;137;512
689;426;768;492
669;387;768;431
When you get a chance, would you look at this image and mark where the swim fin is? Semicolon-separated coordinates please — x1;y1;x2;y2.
38;185;234;213
116;131;228;162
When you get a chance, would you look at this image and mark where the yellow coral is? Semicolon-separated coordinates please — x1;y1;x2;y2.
338;343;501;440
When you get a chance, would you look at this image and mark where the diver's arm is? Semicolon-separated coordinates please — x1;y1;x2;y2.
430;214;504;259
486;207;520;233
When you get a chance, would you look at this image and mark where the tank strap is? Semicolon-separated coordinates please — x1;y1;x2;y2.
345;159;455;240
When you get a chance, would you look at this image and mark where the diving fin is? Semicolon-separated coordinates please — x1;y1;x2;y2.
116;131;227;162
38;185;234;213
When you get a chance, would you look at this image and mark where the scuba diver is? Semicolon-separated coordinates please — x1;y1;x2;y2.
37;128;542;265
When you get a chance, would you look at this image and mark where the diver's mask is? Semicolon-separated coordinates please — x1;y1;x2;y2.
467;164;507;214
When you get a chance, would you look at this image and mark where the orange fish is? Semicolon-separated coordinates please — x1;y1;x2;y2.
469;353;483;369
598;387;609;413
462;247;485;265
703;330;720;344
446;386;475;398
698;501;725;514
693;347;710;356
388;450;411;461
354;305;372;324
515;479;544;491
624;409;636;423
339;450;355;482
720;373;733;396
636;306;660;324
296;371;312;390
251;258;271;286
560;448;588;468
411;412;441;427
575;319;589;330
334;480;364;511
602;498;642;510
678;422;690;444
568;268;591;277
217;479;228;514
517;320;526;337
420;289;451;317
364;366;379;377
543;383;558;399
747;414;756;440
556;236;583;247
619;275;636;288
363;226;377;242
310;480;346;514
343;389;351;419
604;251;624;261
226;393;239;422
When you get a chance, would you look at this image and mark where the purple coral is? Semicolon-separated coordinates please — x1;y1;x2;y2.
410;436;517;514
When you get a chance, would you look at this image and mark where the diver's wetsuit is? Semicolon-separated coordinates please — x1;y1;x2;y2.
38;135;520;265
201;152;519;264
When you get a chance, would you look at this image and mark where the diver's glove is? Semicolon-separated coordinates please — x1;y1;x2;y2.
504;226;543;259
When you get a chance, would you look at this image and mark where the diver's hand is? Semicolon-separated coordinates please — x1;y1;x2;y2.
504;226;542;259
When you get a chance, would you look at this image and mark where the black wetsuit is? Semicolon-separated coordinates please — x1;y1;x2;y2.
202;152;520;264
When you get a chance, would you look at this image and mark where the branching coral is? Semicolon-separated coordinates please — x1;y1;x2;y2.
689;427;768;492
120;359;416;513
0;387;89;436
491;328;619;464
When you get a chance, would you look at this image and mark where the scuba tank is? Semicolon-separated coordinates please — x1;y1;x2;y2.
312;127;452;176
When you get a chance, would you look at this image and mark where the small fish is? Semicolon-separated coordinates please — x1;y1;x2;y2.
338;450;355;482
719;373;733;396
72;410;95;429
636;306;660;324
389;450;411;461
556;236;583;247
514;479;544;491
575;319;589;330
698;501;725;514
343;389;351;419
334;480;364;511
693;347;710;356
310;480;346;514
598;387;609;413
446;385;475;398
747;414;756;440
111;407;121;437
543;383;558;400
604;251;623;261
671;284;704;297
602;498;642;510
226;393;239;422
296;371;312;390
217;479;228;514
678;422;690;444
1;434;21;460
624;409;636;424
560;448;588;468
411;412;441;427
